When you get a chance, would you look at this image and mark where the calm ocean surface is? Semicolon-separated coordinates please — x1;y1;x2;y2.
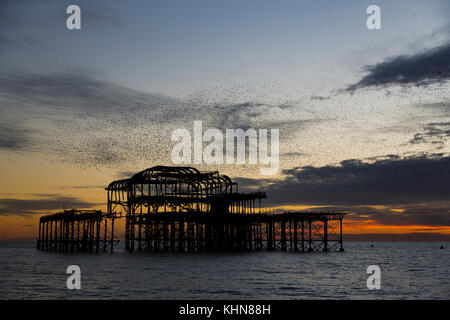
0;241;448;299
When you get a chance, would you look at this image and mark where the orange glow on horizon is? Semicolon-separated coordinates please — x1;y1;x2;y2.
343;220;450;235
1;214;449;241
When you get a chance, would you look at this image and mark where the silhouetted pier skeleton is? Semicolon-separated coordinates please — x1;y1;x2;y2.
37;166;346;253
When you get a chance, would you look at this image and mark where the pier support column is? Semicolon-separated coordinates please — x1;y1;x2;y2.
49;221;53;252
323;219;328;252
301;219;305;252
110;218;115;253
37;219;41;249
137;214;143;251
65;219;70;253
59;220;63;252
339;218;344;252
125;216;130;251
54;220;58;252
293;219;298;252
103;220;107;252
96;220;100;253
308;220;313;252
178;219;184;252
170;220;176;252
46;221;50;250
281;219;287;251
71;220;75;254
267;220;273;251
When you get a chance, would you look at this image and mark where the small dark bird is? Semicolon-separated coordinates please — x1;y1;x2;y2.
440;246;444;249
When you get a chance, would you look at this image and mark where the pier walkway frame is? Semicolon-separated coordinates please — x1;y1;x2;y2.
37;166;346;253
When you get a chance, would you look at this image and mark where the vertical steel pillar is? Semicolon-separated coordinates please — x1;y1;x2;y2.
96;219;100;253
45;220;48;250
71;220;75;253
37;219;41;249
110;218;115;253
281;219;287;251
323;219;328;252
267;219;273;251
293;219;298;252
339;218;344;252
301;219;305;252
54;219;58;252
49;221;53;252
178;219;183;252
103;219;108;252
125;215;130;252
289;218;293;252
308;219;313;252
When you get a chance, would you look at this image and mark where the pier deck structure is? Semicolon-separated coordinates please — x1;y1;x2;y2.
38;166;346;253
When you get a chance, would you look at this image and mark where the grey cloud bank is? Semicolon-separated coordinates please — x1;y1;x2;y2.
345;42;450;91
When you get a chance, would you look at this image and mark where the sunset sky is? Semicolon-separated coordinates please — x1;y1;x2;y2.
0;0;449;241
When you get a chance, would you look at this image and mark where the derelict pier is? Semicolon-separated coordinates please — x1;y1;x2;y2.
37;166;346;253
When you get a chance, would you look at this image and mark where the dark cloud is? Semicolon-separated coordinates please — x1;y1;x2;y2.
0;70;178;165
0;120;33;151
0;195;98;215
409;122;450;148
0;69;321;171
278;204;448;226
345;42;450;91
340;204;449;227
235;154;450;227
0;70;173;112
239;153;450;207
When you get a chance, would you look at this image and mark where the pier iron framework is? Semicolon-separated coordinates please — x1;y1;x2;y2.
38;166;346;253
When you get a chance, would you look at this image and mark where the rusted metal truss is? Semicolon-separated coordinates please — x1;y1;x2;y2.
37;166;346;253
106;165;265;216
37;209;120;253
123;212;345;253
